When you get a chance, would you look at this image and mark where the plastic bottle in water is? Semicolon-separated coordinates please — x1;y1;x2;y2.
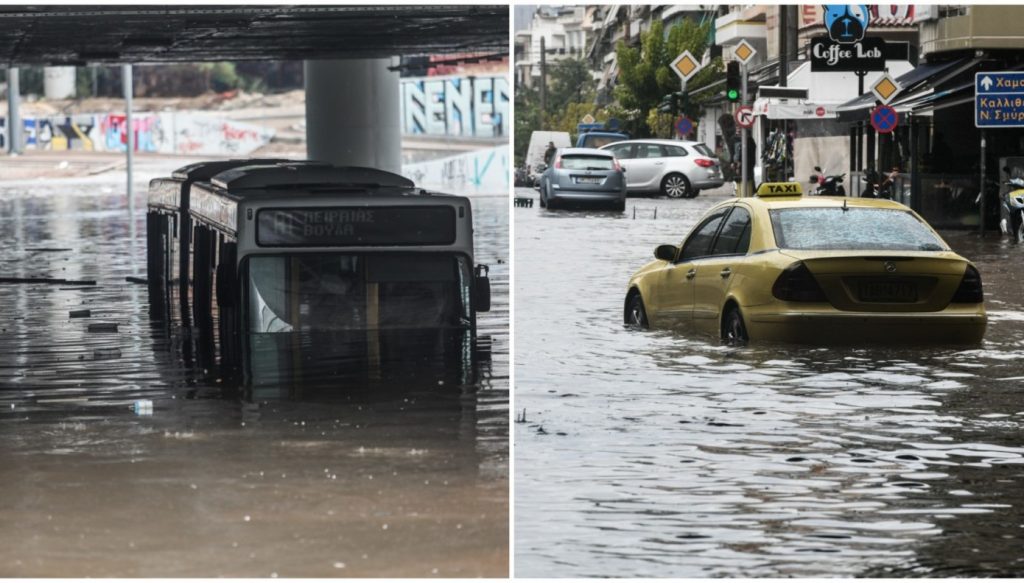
133;400;154;415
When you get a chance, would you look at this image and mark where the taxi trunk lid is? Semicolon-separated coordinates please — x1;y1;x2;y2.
780;250;971;312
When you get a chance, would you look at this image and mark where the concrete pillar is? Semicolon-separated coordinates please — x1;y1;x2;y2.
304;59;401;174
44;66;76;99
7;67;20;154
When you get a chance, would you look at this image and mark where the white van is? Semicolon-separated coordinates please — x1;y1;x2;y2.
524;131;570;185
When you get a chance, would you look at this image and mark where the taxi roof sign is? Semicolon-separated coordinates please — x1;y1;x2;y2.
755;182;803;197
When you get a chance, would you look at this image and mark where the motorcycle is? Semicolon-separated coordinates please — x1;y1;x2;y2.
809;166;846;196
1000;172;1024;243
860;167;900;199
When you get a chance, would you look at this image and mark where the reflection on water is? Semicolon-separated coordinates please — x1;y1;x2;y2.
0;180;508;577
514;189;1024;577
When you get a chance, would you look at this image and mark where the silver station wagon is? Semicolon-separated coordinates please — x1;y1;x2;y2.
600;139;724;199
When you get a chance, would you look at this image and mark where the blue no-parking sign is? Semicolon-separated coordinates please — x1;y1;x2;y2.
870;105;897;134
675;116;693;137
975;72;1024;128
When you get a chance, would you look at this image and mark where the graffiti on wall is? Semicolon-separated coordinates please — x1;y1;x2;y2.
402;146;508;196
1;112;275;155
401;75;509;138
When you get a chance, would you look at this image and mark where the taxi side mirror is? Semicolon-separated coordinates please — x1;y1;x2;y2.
654;244;678;262
474;264;491;313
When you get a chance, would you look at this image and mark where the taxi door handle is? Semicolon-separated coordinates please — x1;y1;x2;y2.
686;269;696;280
720;268;732;278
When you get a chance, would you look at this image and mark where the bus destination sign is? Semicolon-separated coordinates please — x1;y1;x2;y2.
257;206;457;247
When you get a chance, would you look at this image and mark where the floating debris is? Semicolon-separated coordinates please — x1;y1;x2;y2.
94;348;122;359
87;323;119;333
69;309;91;318
0;277;95;285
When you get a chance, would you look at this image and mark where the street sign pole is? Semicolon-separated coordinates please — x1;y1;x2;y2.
740;63;749;197
980;131;986;236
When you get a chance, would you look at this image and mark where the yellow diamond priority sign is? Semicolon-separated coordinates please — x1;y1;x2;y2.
670;50;702;83
871;74;902;105
734;39;757;65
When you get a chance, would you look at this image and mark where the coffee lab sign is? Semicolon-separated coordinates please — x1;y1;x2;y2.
810;4;886;72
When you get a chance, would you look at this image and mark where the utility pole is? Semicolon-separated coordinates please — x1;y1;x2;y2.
123;64;135;243
741;63;750;197
778;6;788;87
7;67;20;155
539;36;547;130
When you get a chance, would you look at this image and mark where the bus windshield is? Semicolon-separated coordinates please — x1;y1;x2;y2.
247;253;472;334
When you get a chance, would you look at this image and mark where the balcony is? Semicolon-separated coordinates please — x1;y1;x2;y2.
921;5;1024;55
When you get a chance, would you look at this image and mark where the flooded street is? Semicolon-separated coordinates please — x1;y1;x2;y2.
514;187;1024;577
0;172;508;577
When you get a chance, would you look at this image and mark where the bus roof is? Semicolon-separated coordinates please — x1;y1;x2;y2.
170;158;308;181
210;164;415;191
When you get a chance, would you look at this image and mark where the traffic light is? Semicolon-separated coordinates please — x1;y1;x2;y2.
726;61;741;103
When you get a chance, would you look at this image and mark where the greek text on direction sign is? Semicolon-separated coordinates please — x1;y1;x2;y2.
976;72;1024;128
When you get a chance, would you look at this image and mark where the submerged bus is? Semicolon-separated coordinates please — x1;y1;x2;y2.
147;161;491;389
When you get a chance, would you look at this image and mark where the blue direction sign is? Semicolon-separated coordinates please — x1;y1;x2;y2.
976;71;1024;128
676;116;693;137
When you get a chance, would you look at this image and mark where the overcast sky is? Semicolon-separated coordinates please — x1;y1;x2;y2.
514;4;536;32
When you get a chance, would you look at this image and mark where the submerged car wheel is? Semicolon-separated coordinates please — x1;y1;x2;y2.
1016;211;1024;244
721;305;749;345
539;186;547;208
661;173;692;199
625;292;649;329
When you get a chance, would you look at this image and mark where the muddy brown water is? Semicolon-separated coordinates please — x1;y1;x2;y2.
0;178;508;577
514;187;1024;577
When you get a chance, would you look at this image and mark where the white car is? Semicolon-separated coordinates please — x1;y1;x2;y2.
600;139;725;199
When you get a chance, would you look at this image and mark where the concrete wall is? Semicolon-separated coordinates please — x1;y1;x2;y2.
0;112;274;155
400;75;509;138
402;145;508;196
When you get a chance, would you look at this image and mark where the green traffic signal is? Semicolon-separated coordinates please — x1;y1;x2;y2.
727;88;740;102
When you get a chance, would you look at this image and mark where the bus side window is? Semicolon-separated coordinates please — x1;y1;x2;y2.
216;242;238;307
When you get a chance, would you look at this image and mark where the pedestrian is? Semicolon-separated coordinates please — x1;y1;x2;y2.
544;141;557;167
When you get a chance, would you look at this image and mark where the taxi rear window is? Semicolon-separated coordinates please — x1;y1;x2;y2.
769;207;947;251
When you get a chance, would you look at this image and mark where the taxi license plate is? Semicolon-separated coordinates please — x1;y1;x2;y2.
576;176;603;184
857;280;917;303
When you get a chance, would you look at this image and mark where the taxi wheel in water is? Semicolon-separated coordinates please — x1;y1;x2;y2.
625;291;648;329
539;184;547;208
721;304;749;345
661;173;692;199
613;199;626;212
1015;210;1024;243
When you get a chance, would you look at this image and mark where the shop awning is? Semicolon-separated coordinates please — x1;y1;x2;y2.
835;57;979;120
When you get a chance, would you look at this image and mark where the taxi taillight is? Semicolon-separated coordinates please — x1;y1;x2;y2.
694;158;716;168
951;264;984;303
772;262;828;302
553;155;563;169
613;158;622;172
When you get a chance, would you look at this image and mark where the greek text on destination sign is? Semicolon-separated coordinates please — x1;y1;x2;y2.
975;71;1024;128
257;206;456;247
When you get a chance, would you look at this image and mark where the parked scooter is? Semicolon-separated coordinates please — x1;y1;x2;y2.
1000;168;1024;243
809;166;846;195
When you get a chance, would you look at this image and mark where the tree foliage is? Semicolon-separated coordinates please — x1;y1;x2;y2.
614;18;722;138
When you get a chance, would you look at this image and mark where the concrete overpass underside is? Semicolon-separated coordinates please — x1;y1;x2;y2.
1;5;509;173
0;5;507;64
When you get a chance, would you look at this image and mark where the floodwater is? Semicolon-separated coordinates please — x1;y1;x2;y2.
514;187;1024;577
0;175;508;577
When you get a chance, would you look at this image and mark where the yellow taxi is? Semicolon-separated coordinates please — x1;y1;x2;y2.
624;182;987;344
